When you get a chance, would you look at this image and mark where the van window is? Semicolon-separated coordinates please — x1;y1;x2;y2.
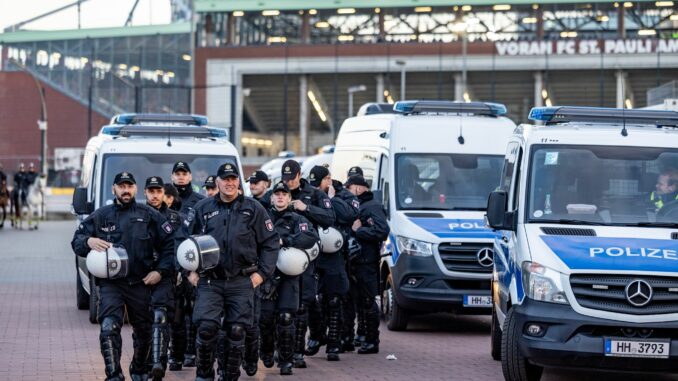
80;149;96;188
527;145;678;225
100;154;237;204
331;150;379;186
394;153;503;211
500;142;519;193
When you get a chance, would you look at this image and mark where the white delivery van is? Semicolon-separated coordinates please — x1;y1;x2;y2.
71;113;243;323
486;106;678;380
331;100;515;330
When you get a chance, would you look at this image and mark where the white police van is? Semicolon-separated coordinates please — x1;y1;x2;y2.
71;113;243;323
332;100;515;330
486;106;678;380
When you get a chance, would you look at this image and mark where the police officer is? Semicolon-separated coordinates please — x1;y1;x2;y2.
144;176;188;380
190;163;279;381
12;163;27;224
249;170;271;209
264;159;335;367
204;176;218;198
259;181;318;375
0;162;7;228
163;183;181;212
306;165;360;361
346;174;389;354
71;172;175;381
650;169;678;212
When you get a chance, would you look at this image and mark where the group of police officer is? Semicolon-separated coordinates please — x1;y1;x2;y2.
0;162;40;228
71;158;389;381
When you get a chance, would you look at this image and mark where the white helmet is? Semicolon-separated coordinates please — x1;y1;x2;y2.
276;247;310;276
306;242;320;261
87;246;129;279
177;235;220;272
319;227;344;254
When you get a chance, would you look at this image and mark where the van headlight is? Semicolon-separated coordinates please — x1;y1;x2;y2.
522;262;568;304
395;236;433;257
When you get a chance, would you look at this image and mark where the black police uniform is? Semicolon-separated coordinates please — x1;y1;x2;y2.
260;195;318;374
190;165;279;381
12;169;26;207
71;173;175;381
351;186;389;354
249;170;271;210
308;179;360;359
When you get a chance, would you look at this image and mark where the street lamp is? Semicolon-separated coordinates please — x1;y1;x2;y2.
395;60;406;100
347;84;367;118
452;21;468;102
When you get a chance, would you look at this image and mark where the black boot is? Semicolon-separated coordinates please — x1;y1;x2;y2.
305;299;326;356
195;323;218;380
225;324;246;381
183;317;197;367
293;308;308;368
242;324;259;376
325;297;342;361
100;318;124;381
168;302;186;371
277;312;295;375
215;329;227;381
357;301;380;355
150;309;168;380
354;307;366;347
130;325;152;381
259;312;275;368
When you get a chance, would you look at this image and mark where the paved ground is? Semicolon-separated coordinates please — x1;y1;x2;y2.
1;221;677;381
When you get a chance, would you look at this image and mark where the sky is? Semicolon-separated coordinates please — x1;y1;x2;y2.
0;0;172;32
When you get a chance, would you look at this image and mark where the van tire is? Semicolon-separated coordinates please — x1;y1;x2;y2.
76;272;89;310
382;275;409;331
501;308;543;381
490;304;502;361
88;275;99;324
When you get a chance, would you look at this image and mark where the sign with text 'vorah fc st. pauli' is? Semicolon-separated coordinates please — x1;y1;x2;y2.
496;39;678;56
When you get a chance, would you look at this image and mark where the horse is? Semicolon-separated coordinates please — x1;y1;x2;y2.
23;175;45;230
0;179;8;228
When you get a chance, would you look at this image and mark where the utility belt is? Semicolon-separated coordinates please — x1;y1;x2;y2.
202;264;258;280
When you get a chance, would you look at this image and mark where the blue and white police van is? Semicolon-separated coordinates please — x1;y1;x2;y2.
332;100;515;330
71;113;243;323
486;106;678;380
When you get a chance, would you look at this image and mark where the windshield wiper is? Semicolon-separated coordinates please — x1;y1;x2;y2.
536;219;607;226
621;222;678;228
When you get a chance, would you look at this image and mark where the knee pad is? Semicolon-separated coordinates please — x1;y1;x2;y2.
228;324;246;341
360;297;373;310
278;312;294;326
197;321;219;341
100;317;121;336
328;296;342;309
153;308;168;325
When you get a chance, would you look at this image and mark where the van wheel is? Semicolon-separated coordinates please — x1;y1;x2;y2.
88;275;99;324
501;308;543;381
490;304;502;361
76;272;89;310
382;275;409;331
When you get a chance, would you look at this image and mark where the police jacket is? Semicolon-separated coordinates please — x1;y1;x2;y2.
270;207;318;250
261;179;335;229
13;172;26;190
331;180;361;237
354;191;390;264
191;194;280;281
24;171;38;188
71;200;176;281
650;190;678;211
152;202;190;270
176;182;205;216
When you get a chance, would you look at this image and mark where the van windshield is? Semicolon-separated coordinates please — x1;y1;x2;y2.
395;153;503;211
100;154;237;204
527;145;678;226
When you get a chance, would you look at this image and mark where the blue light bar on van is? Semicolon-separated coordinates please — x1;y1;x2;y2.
101;125;228;138
393;100;507;117
113;113;209;126
529;106;678;127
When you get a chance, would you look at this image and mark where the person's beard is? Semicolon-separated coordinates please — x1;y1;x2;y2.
116;192;134;205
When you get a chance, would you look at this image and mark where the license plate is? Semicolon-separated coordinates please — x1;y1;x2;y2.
463;295;492;307
604;337;670;359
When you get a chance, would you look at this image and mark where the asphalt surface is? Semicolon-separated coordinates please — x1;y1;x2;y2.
1;221;677;381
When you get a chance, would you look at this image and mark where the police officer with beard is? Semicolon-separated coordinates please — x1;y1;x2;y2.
345;174;389;354
189;163;279;381
71;172;175;381
260;181;318;375
144;176;188;380
248;170;271;209
305;165;360;361
263;159;335;367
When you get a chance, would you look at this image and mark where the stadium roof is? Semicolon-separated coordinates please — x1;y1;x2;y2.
0;22;190;44
195;0;649;12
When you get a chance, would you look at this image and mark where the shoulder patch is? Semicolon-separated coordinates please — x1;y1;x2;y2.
367;217;375;226
323;199;331;209
187;208;195;222
299;223;308;232
162;221;174;234
351;199;360;209
265;219;274;232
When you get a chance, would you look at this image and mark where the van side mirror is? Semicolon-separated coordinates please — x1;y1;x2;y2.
72;187;94;215
486;191;515;231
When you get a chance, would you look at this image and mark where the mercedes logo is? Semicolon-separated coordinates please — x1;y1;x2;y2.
476;248;494;268
625;279;653;307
